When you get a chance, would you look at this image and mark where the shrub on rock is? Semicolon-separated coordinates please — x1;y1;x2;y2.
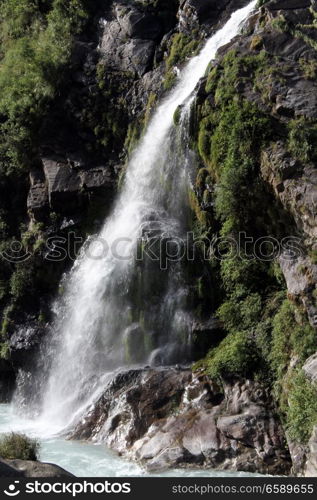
0;433;40;461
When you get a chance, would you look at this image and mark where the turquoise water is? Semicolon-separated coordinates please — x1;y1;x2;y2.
0;404;261;477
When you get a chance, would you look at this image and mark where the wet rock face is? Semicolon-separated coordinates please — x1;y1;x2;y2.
70;368;291;475
9;323;45;369
0;360;15;403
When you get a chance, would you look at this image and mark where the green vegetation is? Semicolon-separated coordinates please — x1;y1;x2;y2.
21;222;44;252
295;28;317;52
192;44;317;443
144;93;157;127
271;15;290;33
286;371;317;443
250;34;263;51
86;64;133;154
163;69;177;90
123;92;158;163
288;117;317;163
0;432;40;461
0;0;89;174
299;57;317;79
0;341;10;360
195;331;260;379
163;32;200;90
173;106;182;126
9;265;34;302
198;51;270;173
166;33;199;70
270;300;316;378
268;299;317;441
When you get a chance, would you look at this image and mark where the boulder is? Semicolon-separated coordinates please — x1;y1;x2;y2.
99;3;162;77
178;0;250;32
186;0;223;18
69;368;291;475
42;158;81;213
36;158;115;214
120;39;156;77
182;0;250;25
0;458;74;478
278;253;317;328
101;21;156;77
261;32;314;61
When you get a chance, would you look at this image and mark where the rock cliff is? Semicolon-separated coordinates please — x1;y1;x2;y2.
0;0;317;477
187;0;317;475
69;367;291;475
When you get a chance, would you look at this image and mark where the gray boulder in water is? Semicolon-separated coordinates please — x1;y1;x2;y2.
0;458;74;478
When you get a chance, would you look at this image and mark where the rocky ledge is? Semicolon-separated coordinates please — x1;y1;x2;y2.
69;367;291;475
0;458;73;478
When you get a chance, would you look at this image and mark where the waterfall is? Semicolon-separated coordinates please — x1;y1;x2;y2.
22;1;256;434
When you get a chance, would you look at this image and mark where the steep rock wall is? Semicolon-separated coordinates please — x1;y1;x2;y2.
188;0;317;475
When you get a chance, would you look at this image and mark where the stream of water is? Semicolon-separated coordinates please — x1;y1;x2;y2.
26;0;257;435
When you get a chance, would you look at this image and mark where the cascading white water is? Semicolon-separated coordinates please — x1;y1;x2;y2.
22;1;256;433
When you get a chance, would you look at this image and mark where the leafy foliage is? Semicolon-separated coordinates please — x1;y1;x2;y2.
288;117;317;163
0;432;40;460
0;341;10;360
286;371;317;443
9;265;34;302
270;299;317;379
0;0;89;174
163;32;200;90
195;331;260;379
166;33;199;70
